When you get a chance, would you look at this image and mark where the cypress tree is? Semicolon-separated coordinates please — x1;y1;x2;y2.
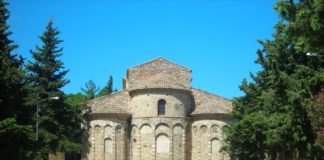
0;0;33;159
225;0;324;159
99;75;113;96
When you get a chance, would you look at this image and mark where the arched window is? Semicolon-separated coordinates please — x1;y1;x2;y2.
158;99;166;115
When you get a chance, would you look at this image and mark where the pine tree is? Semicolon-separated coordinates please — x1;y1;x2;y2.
81;80;100;100
99;75;114;96
0;0;33;159
27;18;81;159
225;0;324;159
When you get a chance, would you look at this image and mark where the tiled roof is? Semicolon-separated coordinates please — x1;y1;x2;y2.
87;90;130;114
88;88;232;115
191;88;232;115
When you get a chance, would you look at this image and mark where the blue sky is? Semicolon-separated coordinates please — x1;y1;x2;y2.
7;0;278;99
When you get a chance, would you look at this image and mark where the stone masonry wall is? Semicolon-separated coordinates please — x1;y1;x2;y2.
191;119;229;160
85;116;230;160
131;117;188;160
130;89;193;118
87;116;129;160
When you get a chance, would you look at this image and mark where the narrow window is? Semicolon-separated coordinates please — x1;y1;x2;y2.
158;99;166;115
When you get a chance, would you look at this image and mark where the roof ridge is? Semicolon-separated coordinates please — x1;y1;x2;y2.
128;57;191;71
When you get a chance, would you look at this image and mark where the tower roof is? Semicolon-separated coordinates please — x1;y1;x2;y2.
128;57;191;72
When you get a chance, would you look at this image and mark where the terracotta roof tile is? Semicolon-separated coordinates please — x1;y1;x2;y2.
191;88;232;115
88;90;130;114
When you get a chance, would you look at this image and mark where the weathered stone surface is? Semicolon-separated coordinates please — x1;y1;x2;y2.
82;58;233;160
126;58;191;91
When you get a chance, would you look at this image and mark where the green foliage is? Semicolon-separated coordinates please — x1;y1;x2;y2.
81;80;100;100
0;1;88;159
65;93;87;107
26;19;82;159
225;112;269;159
64;93;87;160
65;92;93;160
307;89;324;158
98;75;114;97
0;0;34;159
225;0;324;159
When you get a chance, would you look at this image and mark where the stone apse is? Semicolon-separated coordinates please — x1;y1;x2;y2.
82;58;232;160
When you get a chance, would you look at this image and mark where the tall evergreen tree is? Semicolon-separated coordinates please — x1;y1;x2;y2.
98;75;113;96
225;0;324;159
81;80;100;100
27;18;81;159
0;0;33;159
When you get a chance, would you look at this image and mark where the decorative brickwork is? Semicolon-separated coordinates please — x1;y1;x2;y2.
82;58;232;160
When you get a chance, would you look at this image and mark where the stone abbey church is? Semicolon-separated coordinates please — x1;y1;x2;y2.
82;58;232;160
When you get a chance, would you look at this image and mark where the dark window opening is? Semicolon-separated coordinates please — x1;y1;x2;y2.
158;99;166;115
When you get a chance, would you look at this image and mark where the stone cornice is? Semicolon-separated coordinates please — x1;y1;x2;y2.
191;113;233;121
89;113;131;120
129;87;191;96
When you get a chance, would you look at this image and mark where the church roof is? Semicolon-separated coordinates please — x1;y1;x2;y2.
87;90;130;115
128;57;191;72
88;88;232;116
190;88;232;115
